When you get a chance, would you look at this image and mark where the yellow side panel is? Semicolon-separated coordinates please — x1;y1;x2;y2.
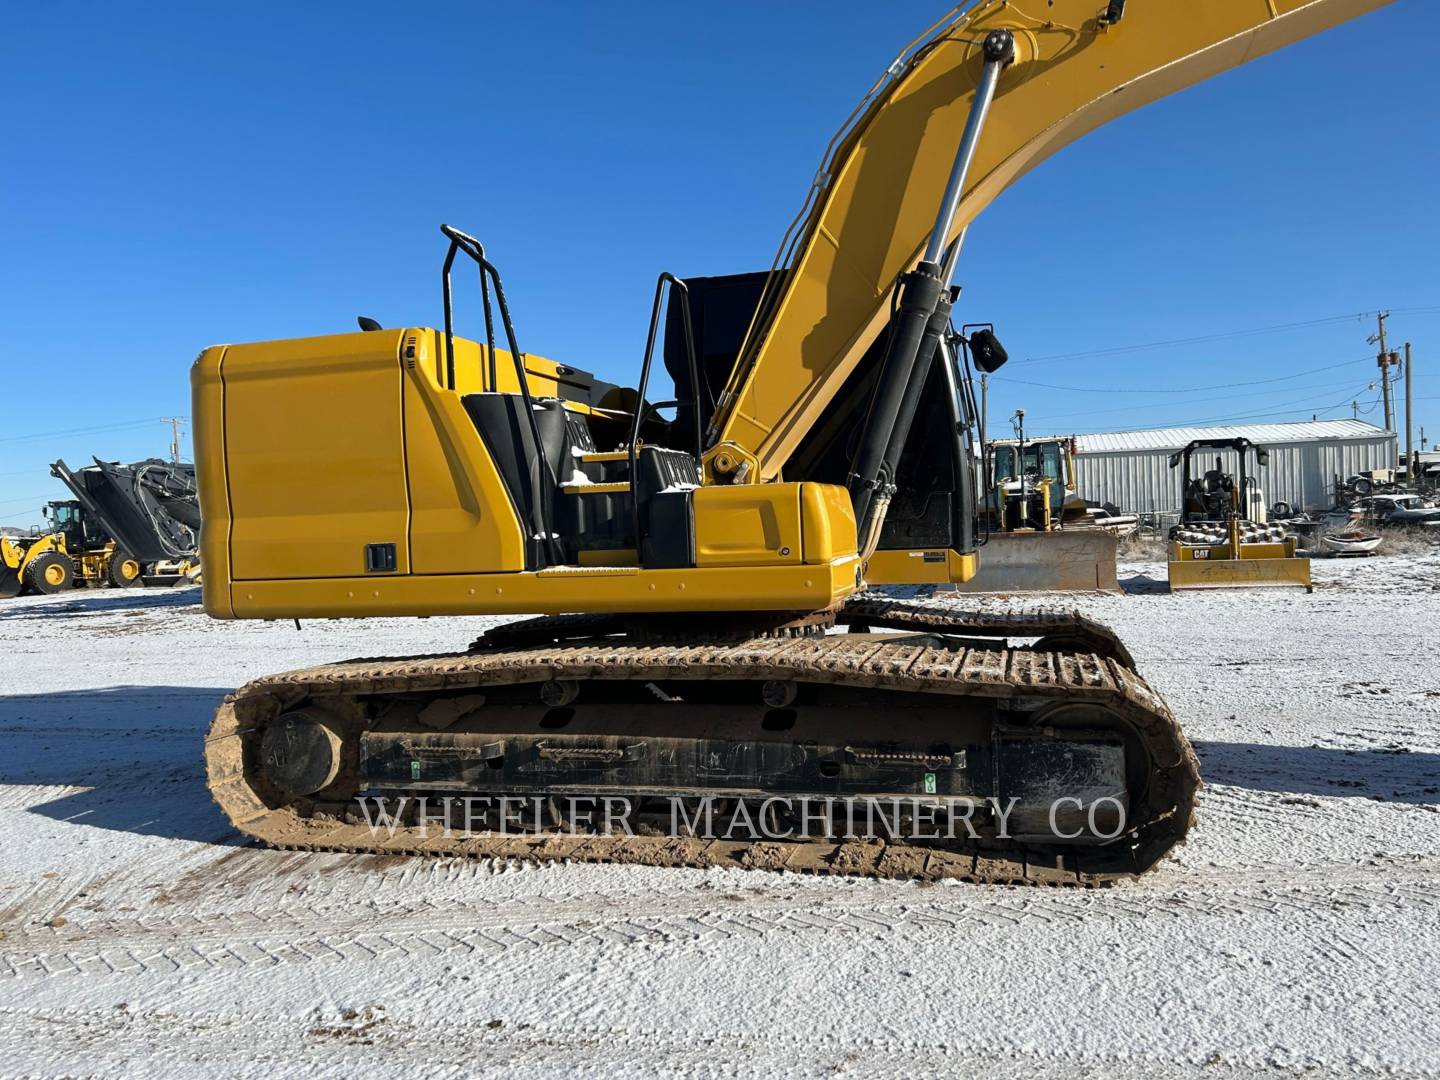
399;328;568;398
692;485;803;567
403;330;527;574
799;482;858;564
865;548;951;585
221;331;410;580
229;557;863;619
864;549;979;586
192;344;234;616
450;335;484;394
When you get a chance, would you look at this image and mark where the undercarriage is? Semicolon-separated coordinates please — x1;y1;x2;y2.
208;599;1198;886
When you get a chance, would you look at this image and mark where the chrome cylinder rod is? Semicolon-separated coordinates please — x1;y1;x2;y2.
848;29;1014;537
923;31;1013;276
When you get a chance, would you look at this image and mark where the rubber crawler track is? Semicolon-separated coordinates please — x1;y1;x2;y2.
207;610;1199;887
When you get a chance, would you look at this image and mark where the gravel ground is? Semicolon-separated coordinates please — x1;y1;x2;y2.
0;552;1437;1078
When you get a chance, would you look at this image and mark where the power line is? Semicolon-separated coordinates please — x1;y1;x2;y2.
0;492;57;509
1117;385;1379;430
1008;306;1440;367
1012;376;1371;424
0;417;185;447
1;416;192;447
1028;381;1380;435
992;356;1368;395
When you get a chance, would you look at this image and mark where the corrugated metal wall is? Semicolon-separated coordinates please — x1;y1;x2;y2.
1072;435;1395;516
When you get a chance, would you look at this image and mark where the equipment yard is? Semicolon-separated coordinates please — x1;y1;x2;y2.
1;552;1436;1079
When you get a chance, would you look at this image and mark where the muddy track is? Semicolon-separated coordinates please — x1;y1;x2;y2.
835;597;1138;669
482;597;1139;670
201;616;1204;884
206;628;1198;886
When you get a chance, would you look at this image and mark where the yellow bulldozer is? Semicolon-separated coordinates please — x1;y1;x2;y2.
988;429;1084;534
195;0;1388;884
956;414;1118;592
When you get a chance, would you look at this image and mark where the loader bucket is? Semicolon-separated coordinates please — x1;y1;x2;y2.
49;458;198;565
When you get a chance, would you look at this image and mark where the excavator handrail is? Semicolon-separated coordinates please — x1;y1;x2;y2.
439;224;563;566
627;272;702;552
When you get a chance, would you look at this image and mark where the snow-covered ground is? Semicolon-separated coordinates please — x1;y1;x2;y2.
1;553;1437;1079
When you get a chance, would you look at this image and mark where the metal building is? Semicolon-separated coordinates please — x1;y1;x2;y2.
1069;419;1395;518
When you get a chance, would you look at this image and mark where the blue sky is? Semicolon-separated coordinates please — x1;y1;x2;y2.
2;1;1435;525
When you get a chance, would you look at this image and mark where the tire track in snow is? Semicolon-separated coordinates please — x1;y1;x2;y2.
0;1000;1432;1080
2;860;1435;982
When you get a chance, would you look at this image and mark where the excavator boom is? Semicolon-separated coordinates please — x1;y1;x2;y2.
707;0;1393;483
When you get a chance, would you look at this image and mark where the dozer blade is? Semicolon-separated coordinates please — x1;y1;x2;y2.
1167;556;1312;592
951;529;1118;593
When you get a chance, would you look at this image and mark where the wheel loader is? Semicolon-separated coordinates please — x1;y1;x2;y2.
0;501;140;598
196;0;1390;884
0;527;74;598
0;458;203;599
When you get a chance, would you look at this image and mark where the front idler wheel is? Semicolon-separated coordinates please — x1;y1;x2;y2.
259;707;347;797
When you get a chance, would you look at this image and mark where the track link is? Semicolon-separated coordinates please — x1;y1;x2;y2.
477;596;1135;669
837;596;1137;669
207;630;1198;887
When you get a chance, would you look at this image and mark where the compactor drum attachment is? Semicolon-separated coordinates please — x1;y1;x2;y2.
1165;439;1312;592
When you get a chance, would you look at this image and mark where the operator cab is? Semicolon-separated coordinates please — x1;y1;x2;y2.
1170;438;1270;524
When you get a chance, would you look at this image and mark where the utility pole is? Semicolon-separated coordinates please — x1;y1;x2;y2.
160;417;187;464
1352;400;1359;419
1404;341;1414;481
1367;312;1399;432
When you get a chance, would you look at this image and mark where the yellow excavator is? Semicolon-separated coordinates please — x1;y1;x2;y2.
195;0;1390;885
